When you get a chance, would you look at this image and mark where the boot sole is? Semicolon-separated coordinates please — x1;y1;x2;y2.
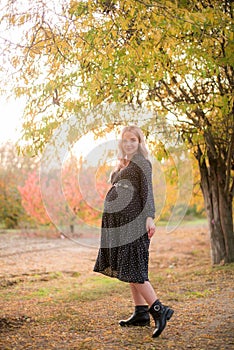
119;320;150;327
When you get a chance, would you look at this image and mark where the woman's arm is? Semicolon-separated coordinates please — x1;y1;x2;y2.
137;156;156;238
139;157;156;219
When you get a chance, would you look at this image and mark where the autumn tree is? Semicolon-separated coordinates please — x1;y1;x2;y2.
0;0;233;263
19;156;81;229
0;142;38;228
18;169;51;225
19;154;109;230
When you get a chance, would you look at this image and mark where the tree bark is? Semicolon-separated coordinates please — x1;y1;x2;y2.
218;161;234;263
197;147;234;264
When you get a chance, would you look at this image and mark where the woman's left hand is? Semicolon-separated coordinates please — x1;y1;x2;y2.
146;217;156;239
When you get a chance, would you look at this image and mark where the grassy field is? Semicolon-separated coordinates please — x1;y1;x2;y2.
0;222;233;349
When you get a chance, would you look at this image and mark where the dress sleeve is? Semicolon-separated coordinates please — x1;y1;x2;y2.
138;157;155;219
110;170;118;184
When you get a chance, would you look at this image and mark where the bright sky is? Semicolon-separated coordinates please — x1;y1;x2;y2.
0;97;25;144
0;95;119;166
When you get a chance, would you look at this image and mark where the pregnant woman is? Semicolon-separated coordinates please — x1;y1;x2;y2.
93;125;174;338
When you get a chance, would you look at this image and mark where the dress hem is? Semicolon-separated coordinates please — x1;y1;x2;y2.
93;269;149;284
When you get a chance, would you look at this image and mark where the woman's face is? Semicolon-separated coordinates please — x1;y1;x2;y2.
122;131;139;158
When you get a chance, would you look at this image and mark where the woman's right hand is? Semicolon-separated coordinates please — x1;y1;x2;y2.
146;217;155;239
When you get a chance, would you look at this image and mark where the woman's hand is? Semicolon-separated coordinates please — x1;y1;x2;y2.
146;217;155;239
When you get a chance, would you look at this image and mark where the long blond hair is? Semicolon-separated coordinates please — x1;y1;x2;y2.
116;126;149;171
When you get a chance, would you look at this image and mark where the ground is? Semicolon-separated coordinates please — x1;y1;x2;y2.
0;222;233;350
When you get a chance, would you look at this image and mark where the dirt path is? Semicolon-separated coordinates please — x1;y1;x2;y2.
0;224;233;349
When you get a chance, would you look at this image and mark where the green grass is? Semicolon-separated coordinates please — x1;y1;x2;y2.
212;262;234;271
67;275;125;301
1;261;233;306
0;273;126;303
31;287;51;297
184;289;212;298
157;218;208;227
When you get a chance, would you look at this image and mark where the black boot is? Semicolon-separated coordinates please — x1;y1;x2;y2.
119;305;150;327
149;299;174;338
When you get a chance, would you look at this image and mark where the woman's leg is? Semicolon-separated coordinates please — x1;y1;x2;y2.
118;283;150;327
133;281;174;338
130;283;147;305
132;281;157;306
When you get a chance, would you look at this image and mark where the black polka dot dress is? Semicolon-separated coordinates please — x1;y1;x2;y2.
93;153;155;283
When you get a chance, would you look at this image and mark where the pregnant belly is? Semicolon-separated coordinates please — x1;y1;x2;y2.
104;186;142;215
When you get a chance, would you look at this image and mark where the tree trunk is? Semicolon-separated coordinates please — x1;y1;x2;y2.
198;151;234;264
218;164;234;263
